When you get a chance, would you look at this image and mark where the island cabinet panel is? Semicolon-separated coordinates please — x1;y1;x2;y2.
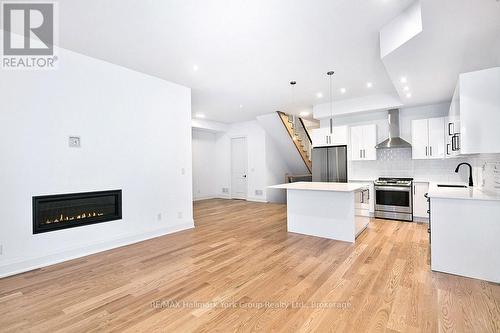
430;197;500;283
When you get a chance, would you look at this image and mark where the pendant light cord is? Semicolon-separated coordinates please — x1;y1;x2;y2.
327;71;334;134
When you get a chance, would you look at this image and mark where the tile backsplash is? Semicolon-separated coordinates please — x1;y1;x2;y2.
349;149;500;185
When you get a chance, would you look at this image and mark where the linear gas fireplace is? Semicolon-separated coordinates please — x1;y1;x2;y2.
33;190;122;234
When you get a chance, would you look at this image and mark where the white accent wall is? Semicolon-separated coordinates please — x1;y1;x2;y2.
0;46;193;277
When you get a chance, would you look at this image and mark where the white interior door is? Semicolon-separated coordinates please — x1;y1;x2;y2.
231;137;248;199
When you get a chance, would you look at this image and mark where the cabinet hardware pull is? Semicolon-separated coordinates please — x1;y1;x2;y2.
430;146;432;156
447;144;450;155
448;123;454;136
425;146;428;156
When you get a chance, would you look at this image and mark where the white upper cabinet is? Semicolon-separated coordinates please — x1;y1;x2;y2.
412;119;428;159
446;85;461;158
455;67;500;154
311;126;348;147
363;124;377;160
427;117;445;159
411;117;445;159
350;124;377;161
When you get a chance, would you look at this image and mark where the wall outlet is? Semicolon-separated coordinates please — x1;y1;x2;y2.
157;213;162;221
68;136;81;148
177;212;183;219
255;190;263;196
222;188;229;194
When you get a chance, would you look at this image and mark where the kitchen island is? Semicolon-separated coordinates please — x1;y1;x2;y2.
428;182;500;283
268;182;370;242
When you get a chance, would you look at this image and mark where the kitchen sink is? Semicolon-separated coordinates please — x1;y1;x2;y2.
437;184;468;188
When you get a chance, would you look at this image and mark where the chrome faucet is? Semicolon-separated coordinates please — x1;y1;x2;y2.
455;162;473;187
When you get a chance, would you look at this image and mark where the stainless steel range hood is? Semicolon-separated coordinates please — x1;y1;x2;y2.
375;109;412;149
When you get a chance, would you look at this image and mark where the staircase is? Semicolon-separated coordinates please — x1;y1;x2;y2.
277;111;313;173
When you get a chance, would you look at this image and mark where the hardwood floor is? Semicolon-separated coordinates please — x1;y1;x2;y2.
0;199;499;332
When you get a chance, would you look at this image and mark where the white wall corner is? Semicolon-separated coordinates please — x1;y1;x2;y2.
380;0;423;59
313;94;403;119
192;119;229;132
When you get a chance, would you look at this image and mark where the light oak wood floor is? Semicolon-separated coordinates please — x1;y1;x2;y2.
0;199;499;332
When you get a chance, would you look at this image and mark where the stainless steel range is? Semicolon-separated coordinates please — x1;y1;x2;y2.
374;177;413;221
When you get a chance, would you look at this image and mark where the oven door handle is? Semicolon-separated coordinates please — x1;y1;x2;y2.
375;186;411;192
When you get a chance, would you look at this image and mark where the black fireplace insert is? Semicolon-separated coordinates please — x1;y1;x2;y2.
32;190;122;234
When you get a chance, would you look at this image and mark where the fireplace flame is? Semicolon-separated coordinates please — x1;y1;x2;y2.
45;212;104;224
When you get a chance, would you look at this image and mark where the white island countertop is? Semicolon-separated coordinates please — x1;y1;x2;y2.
269;182;369;192
427;182;500;201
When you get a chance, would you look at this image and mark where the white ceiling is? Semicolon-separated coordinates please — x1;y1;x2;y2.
382;0;500;106
57;0;500;123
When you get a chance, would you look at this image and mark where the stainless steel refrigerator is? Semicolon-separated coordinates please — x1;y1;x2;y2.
312;146;348;182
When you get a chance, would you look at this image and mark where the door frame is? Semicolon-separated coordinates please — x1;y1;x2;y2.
230;135;248;200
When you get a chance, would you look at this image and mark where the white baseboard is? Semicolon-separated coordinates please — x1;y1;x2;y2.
246;197;268;203
193;195;216;201
0;221;194;279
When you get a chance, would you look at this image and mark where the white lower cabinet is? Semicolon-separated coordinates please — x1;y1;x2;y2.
413;182;429;219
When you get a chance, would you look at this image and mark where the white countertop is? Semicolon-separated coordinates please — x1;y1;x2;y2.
427;182;500;201
269;182;369;192
348;178;376;183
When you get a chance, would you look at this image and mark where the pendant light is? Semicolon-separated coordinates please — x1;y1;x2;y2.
327;71;335;134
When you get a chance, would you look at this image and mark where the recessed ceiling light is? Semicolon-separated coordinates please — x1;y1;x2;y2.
403;86;410;92
316;92;323;98
193;65;199;71
195;113;205;118
340;88;347;94
406;93;412;98
400;77;407;83
366;82;373;88
239;104;243;109
299;111;310;117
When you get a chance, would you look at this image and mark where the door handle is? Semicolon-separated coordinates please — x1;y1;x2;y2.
448;123;454;136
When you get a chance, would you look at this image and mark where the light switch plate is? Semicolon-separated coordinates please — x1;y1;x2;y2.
69;136;81;148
